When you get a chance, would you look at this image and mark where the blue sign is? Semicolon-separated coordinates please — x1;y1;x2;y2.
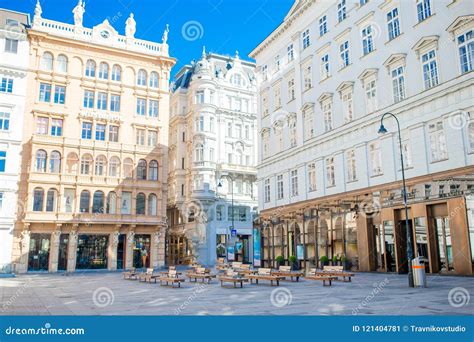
231;229;237;237
253;228;261;267
227;246;235;261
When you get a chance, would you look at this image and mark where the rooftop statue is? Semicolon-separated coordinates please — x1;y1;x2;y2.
162;24;169;44
125;13;136;38
72;0;85;26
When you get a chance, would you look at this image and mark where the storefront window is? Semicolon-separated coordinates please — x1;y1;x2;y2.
434;217;453;271
76;235;109;269
467;195;474;265
383;221;396;272
133;235;151;268
216;234;226;258
28;233;50;271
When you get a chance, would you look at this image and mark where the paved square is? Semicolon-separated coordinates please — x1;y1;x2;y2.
0;271;472;315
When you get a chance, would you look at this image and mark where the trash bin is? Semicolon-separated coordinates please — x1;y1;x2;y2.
412;256;427;288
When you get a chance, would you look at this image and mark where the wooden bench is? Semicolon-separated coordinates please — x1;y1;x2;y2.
304;268;337;286
271;265;304;282
231;261;242;269
138;268;155;282
187;267;216;284
218;270;249;288
159;270;185;288
247;268;284;286
319;266;355;282
123;267;138;280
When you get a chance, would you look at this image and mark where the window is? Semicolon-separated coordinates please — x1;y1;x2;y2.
0;192;3;209
337;0;346;23
277;174;284;199
81;122;92;139
369;142;383;175
83;90;94;108
56;56;68;74
264;179;270;203
417;0;432;22
262;131;269;159
194;144;203;162
319;15;327;36
121;191;132;214
149;72;159;88
308;163;316;191
321;54;330;79
92;191;105;214
137;98;146;116
35;149;47;172
148;130;157;146
209;147;215;161
342;91;354;123
136;129;145;145
291;169;298;197
137;69;147;86
53;85;66;104
93;155;105;176
274;85;281;108
262;92;269;117
391;66;406;102
111;64;121;81
196;115;204;131
36;117;48;135
149;160;158;180
216;205;224;221
51;119;62;136
0;112;10;131
79;190;90;213
262;64;268;81
322;100;333;132
109;125;119;142
365;78;377;113
429;121;448;162
80;154;93;175
98;62;109;79
303;64;312;90
0;151;5;172
346;149;357;182
4;38;18;53
137;160;147;180
85;60;96;77
109;94;120;112
288;78;295;101
422;50;439;89
210;117;215;132
41;52;53;71
362;25;374;55
109;157;120;177
275;128;283;152
339;41;350;68
302;29;310;49
457;30;473;74
401;137;413;168
304;108;314;140
39;83;51;102
33;188;44;211
326;157;335;187
235;124;242;139
287;44;294;63
46;189;57;212
227;122;232;137
149;100;159;117
95;124;106;141
148;194;157;215
228;206;247;222
359;0;368;5
97;92;107;110
275;55;281;72
387;8;401;40
289;118;297;147
0;78;13;93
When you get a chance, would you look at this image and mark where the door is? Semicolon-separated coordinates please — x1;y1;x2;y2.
396;219;415;274
116;234;125;270
434;217;453;272
28;234;51;271
57;234;69;271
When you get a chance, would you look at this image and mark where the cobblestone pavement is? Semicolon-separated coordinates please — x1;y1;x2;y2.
0;271;472;316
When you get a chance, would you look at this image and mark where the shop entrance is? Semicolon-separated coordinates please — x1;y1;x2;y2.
28;233;51;271
76;235;108;269
133;235;151;269
395;218;414;274
166;235;190;265
116;234;125;270
235;235;250;263
433;217;453;272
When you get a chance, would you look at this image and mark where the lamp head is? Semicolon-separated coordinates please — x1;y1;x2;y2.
378;124;388;134
217;181;223;188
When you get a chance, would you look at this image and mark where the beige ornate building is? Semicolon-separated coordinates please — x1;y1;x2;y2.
11;1;175;273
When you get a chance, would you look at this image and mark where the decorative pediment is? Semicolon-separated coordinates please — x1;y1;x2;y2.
317;92;333;103
301;102;315;112
383;53;407;70
91;19;119;42
260;127;270;135
358;68;378;81
336;81;354;94
412;35;439;58
446;15;474;39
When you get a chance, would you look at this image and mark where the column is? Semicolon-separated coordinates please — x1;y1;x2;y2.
356;215;373;272
17;225;30;273
67;227;78;272
125;227;135;269
49;225;62;273
150;228;161;268
108;225;121;271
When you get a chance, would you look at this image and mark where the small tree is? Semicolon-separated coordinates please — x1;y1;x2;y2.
276;255;285;266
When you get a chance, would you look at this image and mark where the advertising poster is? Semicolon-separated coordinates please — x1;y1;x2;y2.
253;228;261;267
227;246;235;261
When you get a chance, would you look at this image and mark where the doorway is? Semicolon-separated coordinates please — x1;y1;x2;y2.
396;219;414;274
28;233;51;271
433;217;453;272
116;234;125;270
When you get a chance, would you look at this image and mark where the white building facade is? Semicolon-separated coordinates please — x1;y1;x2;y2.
167;50;258;266
0;9;29;273
250;0;474;275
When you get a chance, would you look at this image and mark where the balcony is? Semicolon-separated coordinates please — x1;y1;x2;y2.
25;211;166;225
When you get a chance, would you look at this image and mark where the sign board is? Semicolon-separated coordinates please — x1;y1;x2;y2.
297;244;304;260
227;246;235;261
253;228;261;267
231;229;237;237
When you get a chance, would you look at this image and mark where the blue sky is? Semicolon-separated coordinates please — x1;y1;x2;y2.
1;0;294;77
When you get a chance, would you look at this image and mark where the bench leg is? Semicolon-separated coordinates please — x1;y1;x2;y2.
233;282;236;288
276;280;279;286
256;279;258;285
240;281;243;288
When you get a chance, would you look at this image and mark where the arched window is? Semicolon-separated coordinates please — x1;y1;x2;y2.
111;64;121;81
33;187;44;211
136;193;146;215
123;158;133;178
98;62;109;79
40;52;53;71
49;151;61;173
149;72;159;88
148;160;158;181
106;191;117;214
137;159;147;180
108;156;120;177
148;194;157;215
66;152;79;174
85;59;96;77
56;54;68;73
92;190;105;213
80;154;93;175
95;155;107;176
194;144;203;162
46;188;57;212
79;190;90;213
137;69;147;86
35;150;47;172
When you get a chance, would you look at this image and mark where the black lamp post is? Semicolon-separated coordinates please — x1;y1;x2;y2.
378;112;414;287
218;174;234;258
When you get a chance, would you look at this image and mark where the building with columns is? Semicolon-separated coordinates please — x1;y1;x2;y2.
167;49;258;266
250;0;474;275
11;1;175;273
0;9;30;273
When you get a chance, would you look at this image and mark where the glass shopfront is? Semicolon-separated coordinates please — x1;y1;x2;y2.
76;235;109;269
434;217;453;272
383;221;396;272
133;234;151;268
28;233;51;271
116;234;125;270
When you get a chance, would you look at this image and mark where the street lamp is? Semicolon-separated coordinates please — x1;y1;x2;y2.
217;174;234;259
378;112;414;287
